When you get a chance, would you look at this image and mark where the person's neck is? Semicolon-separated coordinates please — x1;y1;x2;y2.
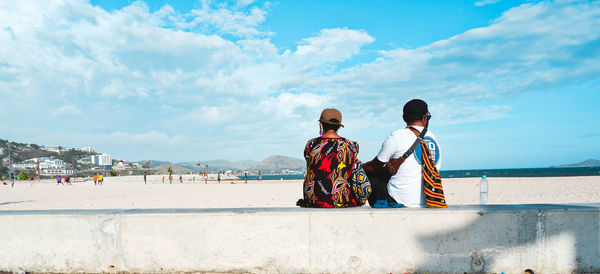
321;130;341;138
408;121;425;127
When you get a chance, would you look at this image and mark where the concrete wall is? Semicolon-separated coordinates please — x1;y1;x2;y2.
0;204;599;273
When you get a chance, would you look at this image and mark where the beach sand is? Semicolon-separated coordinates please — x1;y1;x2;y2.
0;176;599;210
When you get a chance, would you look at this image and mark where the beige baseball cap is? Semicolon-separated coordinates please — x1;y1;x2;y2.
319;108;344;127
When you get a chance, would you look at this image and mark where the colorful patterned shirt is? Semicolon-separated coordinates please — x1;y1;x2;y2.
300;136;370;207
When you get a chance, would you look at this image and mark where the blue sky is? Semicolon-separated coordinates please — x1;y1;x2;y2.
0;0;599;170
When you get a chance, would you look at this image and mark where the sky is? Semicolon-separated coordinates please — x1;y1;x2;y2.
0;0;599;170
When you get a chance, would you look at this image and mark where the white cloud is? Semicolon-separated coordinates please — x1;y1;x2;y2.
0;0;599;162
54;105;82;117
187;1;271;38
294;28;375;63
474;0;502;7
106;130;185;145
262;93;330;119
299;0;600;125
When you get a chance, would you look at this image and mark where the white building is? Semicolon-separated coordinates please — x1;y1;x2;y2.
42;146;69;153
43;169;75;175
91;154;112;166
12;163;37;169
12;157;75;175
78;147;95;153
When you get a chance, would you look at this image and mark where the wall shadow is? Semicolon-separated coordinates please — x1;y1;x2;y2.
414;204;600;273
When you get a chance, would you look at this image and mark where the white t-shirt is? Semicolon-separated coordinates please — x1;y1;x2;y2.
376;126;441;208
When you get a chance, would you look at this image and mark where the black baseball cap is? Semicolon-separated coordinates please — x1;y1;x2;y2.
403;99;429;123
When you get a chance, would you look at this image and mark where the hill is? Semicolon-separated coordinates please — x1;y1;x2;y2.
249;155;304;174
137;156;304;175
0;139;97;176
152;164;194;175
176;159;259;172
553;159;600;168
0;137;304;176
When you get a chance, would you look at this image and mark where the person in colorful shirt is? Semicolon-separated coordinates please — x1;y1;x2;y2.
297;108;371;208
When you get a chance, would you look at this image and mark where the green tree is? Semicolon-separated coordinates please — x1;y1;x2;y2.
0;158;6;180
18;171;29;181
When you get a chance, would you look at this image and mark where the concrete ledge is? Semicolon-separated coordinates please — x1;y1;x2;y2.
1;204;599;273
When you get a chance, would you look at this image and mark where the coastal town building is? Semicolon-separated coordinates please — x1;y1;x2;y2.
114;161;142;170
41;145;69;153
78;147;95;153
90;153;112;167
11;157;75;175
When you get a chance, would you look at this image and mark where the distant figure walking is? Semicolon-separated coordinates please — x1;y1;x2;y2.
244;172;248;184
65;175;71;186
169;173;173;184
217;172;221;184
143;172;147;185
93;173;97;185
258;171;262;182
98;173;103;186
56;175;64;186
179;174;183;183
10;172;15;187
204;173;207;184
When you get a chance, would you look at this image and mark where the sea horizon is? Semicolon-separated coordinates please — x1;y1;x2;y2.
245;166;600;180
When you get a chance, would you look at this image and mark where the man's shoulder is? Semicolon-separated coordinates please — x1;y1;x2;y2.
389;128;413;139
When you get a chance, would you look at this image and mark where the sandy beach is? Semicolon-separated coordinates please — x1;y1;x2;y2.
1;176;599;210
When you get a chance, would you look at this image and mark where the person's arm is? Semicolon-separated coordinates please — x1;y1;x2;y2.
364;135;402;175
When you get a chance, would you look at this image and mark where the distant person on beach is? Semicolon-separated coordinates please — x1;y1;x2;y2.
144;172;147;184
179;174;183;183
217;172;221;184
244;172;248;184
258;171;262;181
98;173;103;185
56;175;63;186
65;175;71;185
363;99;445;208
162;176;164;183
204;173;207;184
169;173;173;184
10;172;15;187
296;108;371;208
93;173;97;185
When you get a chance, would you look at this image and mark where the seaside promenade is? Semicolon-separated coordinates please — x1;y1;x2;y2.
1;176;599;272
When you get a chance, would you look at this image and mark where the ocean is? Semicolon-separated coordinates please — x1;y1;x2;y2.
247;166;600;180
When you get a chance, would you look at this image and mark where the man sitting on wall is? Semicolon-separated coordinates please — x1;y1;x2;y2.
364;99;446;208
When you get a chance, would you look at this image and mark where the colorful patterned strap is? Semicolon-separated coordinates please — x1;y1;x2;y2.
408;127;448;208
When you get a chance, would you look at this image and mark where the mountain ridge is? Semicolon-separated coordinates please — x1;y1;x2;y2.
552;159;600;168
135;155;304;174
